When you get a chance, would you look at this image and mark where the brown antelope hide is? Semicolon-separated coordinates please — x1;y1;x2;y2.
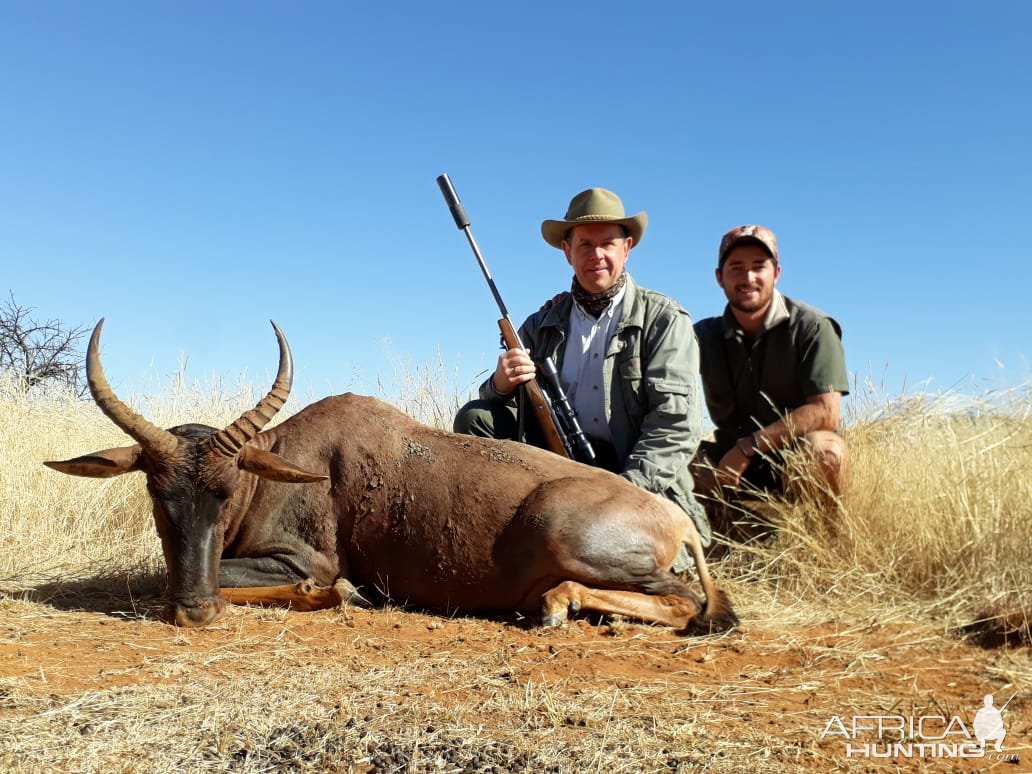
45;320;737;633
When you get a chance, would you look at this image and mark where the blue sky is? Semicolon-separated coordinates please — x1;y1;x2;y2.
2;2;1029;414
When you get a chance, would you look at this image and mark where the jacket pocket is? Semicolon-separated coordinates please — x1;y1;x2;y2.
646;376;693;417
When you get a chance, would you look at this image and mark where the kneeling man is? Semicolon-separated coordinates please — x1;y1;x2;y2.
693;224;850;506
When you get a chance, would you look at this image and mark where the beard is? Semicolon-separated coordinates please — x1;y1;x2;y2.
727;285;773;314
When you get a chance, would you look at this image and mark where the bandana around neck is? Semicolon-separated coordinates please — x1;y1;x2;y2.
571;272;626;318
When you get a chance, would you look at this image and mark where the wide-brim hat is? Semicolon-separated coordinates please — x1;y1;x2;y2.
718;224;779;266
541;188;647;249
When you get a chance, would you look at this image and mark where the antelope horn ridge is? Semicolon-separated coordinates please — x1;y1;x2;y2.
210;321;292;457
87;319;179;456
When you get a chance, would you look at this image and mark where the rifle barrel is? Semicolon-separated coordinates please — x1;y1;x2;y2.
438;172;596;465
437;174;509;317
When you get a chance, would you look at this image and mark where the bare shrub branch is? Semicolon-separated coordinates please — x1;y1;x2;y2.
0;292;87;393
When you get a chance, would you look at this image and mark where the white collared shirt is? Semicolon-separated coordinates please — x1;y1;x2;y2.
559;285;627;443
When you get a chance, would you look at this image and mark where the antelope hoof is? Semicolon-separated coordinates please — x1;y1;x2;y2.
333;578;372;608
541;599;581;628
541;612;566;628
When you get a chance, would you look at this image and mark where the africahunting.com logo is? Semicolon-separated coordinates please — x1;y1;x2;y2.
819;692;1019;762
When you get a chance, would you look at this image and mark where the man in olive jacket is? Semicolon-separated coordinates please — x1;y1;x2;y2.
454;188;711;551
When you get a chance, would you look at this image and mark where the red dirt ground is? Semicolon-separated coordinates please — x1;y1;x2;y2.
1;592;1029;772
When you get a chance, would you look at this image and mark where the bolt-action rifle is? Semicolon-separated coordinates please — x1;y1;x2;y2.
437;173;596;465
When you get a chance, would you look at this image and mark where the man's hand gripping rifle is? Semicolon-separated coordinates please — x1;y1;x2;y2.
437;173;596;465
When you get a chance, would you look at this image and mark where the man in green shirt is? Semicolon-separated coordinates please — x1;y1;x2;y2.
693;224;850;500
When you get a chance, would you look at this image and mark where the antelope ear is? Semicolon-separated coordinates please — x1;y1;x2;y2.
238;445;328;484
44;445;144;478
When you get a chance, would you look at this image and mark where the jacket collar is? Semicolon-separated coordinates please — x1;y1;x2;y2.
541;273;643;331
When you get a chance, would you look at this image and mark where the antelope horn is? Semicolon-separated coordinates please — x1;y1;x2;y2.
87;319;179;456
210;321;292;457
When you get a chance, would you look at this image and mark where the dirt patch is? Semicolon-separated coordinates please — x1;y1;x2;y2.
1;588;1029;772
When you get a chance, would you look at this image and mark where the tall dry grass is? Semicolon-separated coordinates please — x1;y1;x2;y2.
0;370;283;587
712;383;1032;633
2;360;1029;629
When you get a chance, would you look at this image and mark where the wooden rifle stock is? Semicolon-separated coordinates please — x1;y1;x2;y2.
497;317;571;458
437;172;572;460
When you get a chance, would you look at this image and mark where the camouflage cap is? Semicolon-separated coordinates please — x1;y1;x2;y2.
718;224;779;266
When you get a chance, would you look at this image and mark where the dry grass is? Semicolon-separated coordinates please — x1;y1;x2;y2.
1;365;1030;772
375;347;481;431
1;595;1028;773
0;370;280;588
711;385;1032;634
